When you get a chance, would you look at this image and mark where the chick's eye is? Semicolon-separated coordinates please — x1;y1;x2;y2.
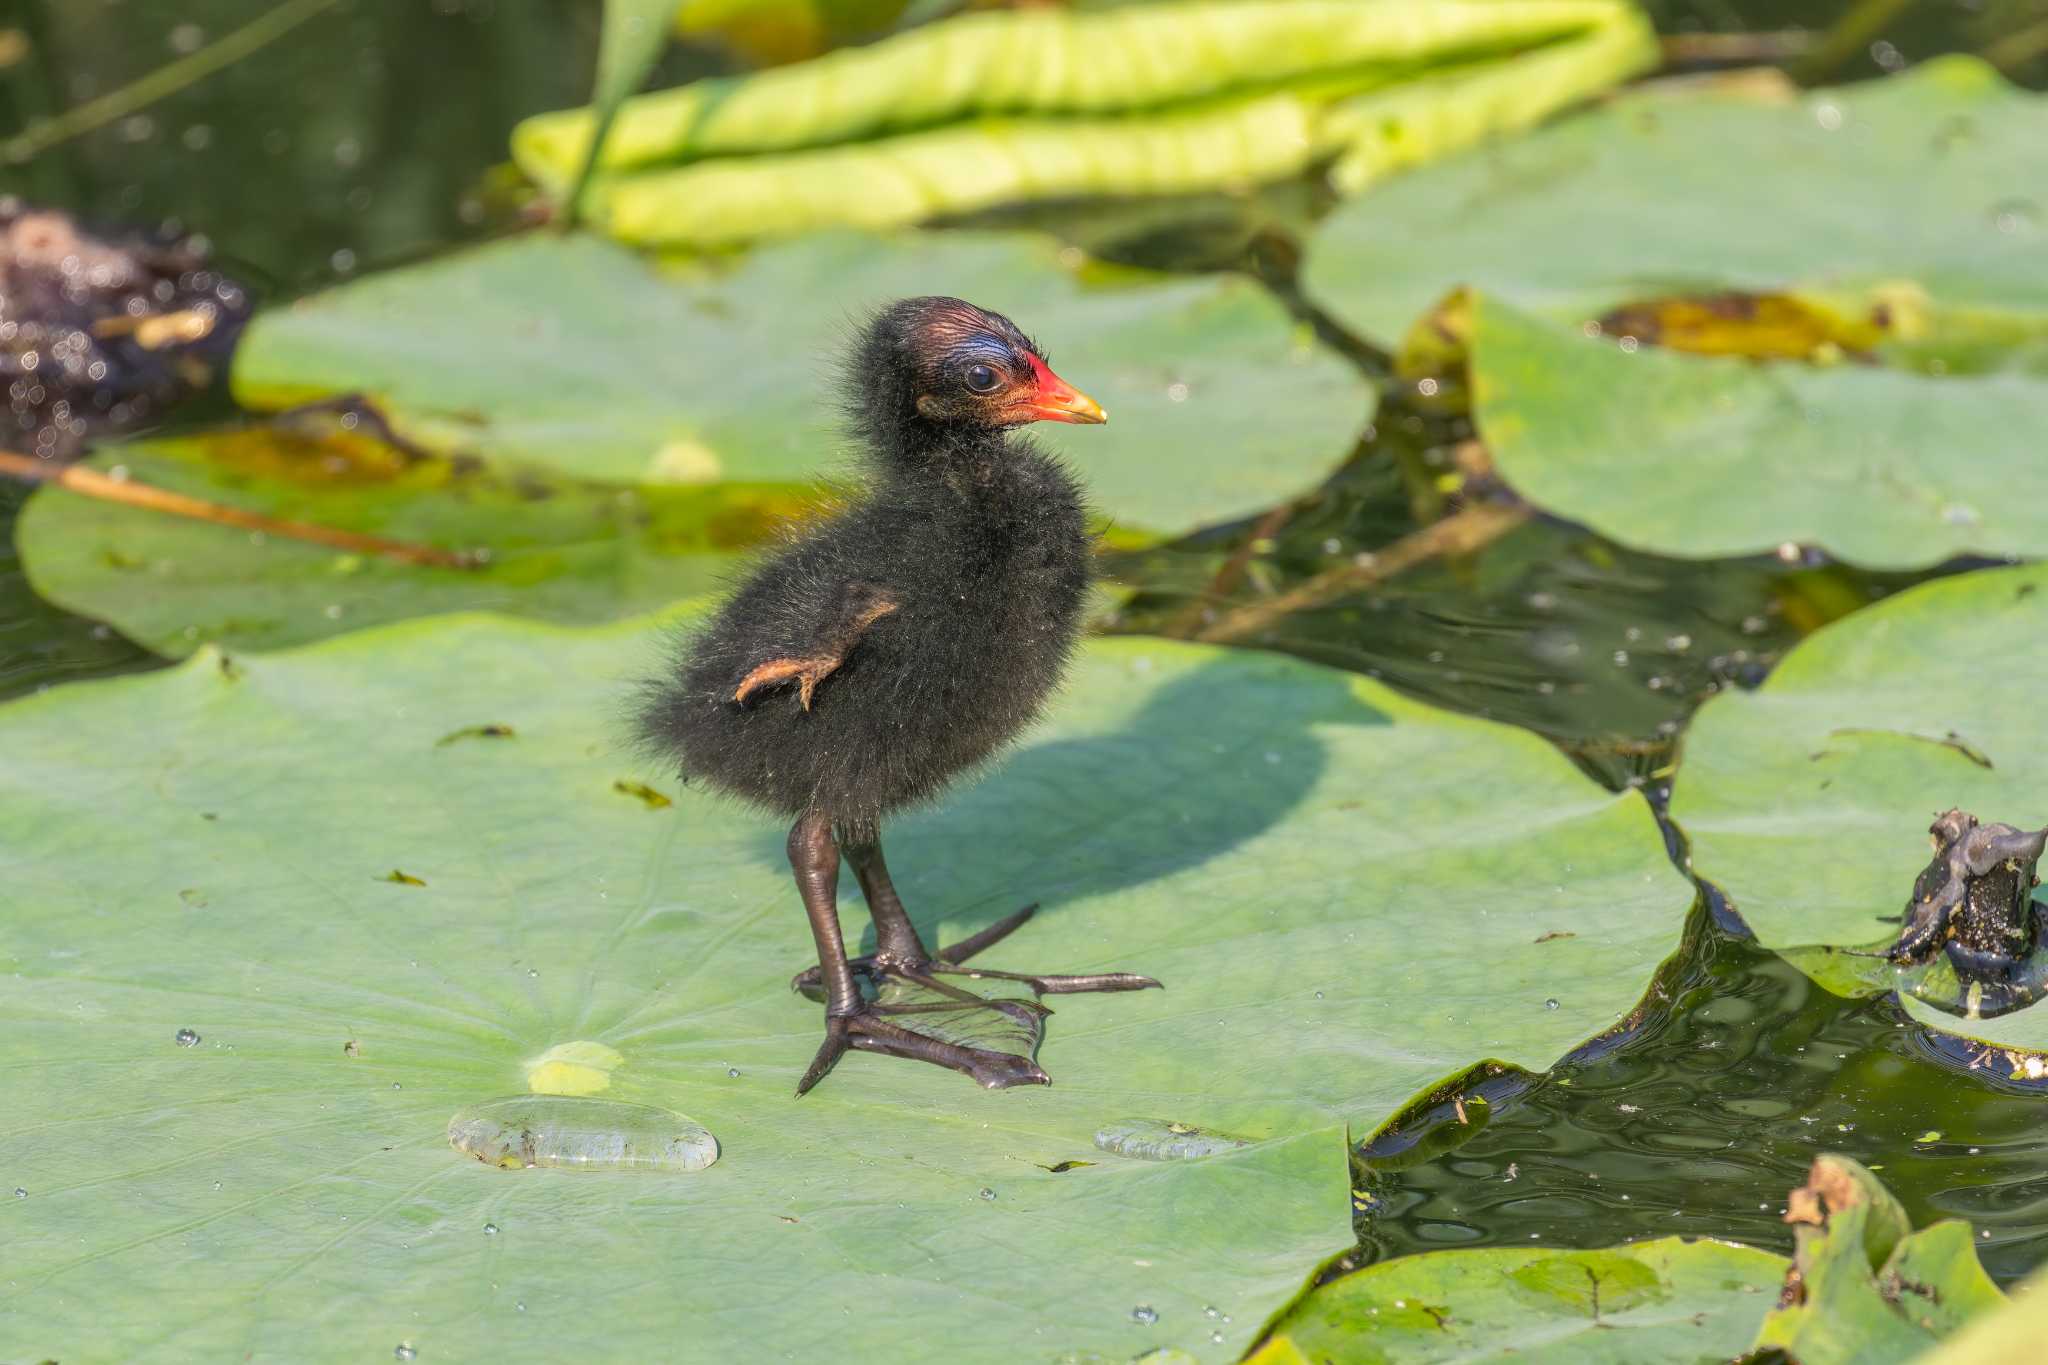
964;363;1000;393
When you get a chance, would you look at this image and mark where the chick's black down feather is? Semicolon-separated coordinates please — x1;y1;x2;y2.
635;297;1095;833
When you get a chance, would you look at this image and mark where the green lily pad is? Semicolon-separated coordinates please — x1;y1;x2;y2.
0;613;1689;1361
1243;1236;1786;1364
1467;297;2048;568
1246;1155;2004;1365
14;432;804;656
1303;58;2048;349
1670;562;2048;1047
230;230;1373;537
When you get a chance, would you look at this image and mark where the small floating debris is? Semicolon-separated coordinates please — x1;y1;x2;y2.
612;779;673;809
1093;1118;1251;1161
446;1096;717;1173
435;723;516;747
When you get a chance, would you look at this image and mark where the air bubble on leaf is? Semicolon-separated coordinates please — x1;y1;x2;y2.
174;1027;200;1046
1094;1118;1251;1161
447;1096;717;1172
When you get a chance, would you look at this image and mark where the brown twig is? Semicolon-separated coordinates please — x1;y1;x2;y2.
1659;31;1816;68
1158;500;1303;638
1192;501;1530;645
0;450;478;568
1982;17;2048;74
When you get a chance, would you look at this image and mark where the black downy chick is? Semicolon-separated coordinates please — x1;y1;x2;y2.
638;297;1160;1094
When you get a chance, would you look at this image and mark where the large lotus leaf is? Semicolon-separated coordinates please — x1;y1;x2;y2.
511;0;1654;245
1242;1237;1786;1364
1303;57;2048;348
1467;297;2048;568
14;433;804;656
230;230;1373;537
0;614;1690;1362
1669;563;2048;1049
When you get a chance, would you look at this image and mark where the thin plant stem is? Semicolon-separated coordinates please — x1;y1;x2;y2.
0;450;478;569
2;0;346;166
1789;0;1919;85
1191;501;1530;645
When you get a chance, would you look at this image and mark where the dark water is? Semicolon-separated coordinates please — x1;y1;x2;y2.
5;0;2047;1308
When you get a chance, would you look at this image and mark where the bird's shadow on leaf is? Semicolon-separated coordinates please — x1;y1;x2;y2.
746;654;1387;954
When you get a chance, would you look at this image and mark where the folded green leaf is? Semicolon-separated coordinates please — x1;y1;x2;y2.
512;0;1655;245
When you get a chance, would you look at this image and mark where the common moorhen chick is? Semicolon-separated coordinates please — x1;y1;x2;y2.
640;297;1161;1094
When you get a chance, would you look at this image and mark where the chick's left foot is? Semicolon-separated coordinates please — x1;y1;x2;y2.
790;903;1163;999
795;1007;1052;1095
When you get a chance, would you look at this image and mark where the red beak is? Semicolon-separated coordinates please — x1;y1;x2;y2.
1011;352;1107;425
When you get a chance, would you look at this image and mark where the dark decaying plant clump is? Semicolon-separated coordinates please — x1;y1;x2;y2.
0;198;253;461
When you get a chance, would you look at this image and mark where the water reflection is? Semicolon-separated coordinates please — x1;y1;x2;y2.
1358;914;2048;1285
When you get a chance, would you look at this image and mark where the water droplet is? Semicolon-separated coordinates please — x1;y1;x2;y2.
174;1027;201;1047
447;1096;718;1172
483;1222;498;1236
1130;1305;1158;1325
1312;990;1324;1000
1204;1306;1220;1319
12;1187;25;1199
1095;1118;1251;1161
727;1068;740;1078
515;1301;526;1312
1545;999;1561;1010
392;1082;402;1090
526;968;538;979
977;1187;995;1201
1211;1331;1226;1344
393;1346;416;1361
212;1180;222;1191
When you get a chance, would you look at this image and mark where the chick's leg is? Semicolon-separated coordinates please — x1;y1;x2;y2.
787;812;1049;1096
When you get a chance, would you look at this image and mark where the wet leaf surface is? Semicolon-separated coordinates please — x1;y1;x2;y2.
1245;1235;1785;1364
0;611;1690;1361
1304;58;2048;351
229;230;1374;537
1671;562;2048;1051
1467;296;2048;568
16;432;791;656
